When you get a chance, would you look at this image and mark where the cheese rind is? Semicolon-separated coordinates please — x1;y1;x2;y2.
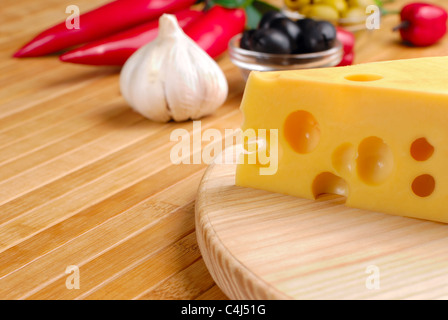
236;57;448;223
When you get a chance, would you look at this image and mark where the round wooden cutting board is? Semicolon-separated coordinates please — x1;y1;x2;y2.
195;151;448;300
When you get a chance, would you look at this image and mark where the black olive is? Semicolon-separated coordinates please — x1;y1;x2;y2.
295;18;337;53
316;21;337;50
240;29;255;50
296;27;322;53
296;18;317;32
258;10;286;29
251;28;292;54
268;18;302;53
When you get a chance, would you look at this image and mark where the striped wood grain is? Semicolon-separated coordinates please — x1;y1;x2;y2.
0;0;447;300
196;161;448;299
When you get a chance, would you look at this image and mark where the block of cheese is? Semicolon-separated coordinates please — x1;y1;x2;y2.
236;57;448;223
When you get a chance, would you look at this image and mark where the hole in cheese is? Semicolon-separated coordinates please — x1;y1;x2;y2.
332;143;356;175
312;172;348;200
344;74;383;82
412;174;435;198
410;138;434;161
284;110;320;154
357;136;394;185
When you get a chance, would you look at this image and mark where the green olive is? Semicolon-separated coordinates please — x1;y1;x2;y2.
302;4;340;21
321;0;348;14
347;0;376;8
341;6;366;19
285;0;309;10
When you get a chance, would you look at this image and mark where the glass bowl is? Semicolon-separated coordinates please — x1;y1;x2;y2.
228;33;343;81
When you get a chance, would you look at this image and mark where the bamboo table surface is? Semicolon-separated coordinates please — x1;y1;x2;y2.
0;0;447;300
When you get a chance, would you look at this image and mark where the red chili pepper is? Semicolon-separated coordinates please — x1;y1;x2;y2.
183;6;246;59
336;27;355;55
60;9;203;66
14;0;196;57
61;6;246;65
337;51;355;67
394;2;448;47
336;27;355;66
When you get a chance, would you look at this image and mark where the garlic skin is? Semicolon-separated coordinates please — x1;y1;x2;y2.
120;14;228;122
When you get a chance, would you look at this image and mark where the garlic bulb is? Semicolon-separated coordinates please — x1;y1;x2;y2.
120;14;228;122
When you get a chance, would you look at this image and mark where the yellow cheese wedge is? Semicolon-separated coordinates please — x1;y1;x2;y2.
236;57;448;223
